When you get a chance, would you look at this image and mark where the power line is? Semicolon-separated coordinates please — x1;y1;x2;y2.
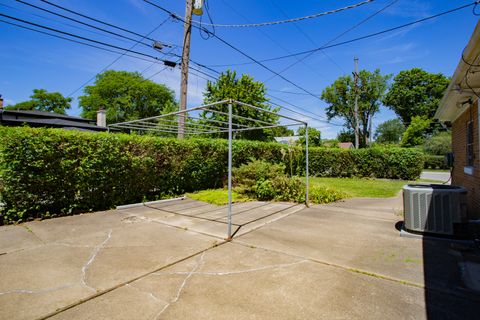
188;0;375;28
0;11;210;92
14;0;167;49
38;0;172;44
0;13;173;63
67;16;173;97
176;64;341;126
0;2;131;43
267;0;345;74
142;0;324;103
268;89;321;96
219;0;330;83
13;1;214;89
264;0;399;83
208;0;475;68
0;18;159;64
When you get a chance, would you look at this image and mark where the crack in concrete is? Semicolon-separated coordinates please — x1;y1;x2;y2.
153;252;205;320
125;283;168;304
80;229;112;292
153;259;308;277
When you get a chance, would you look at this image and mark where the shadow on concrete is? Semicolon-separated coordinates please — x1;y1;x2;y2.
402;185;480;318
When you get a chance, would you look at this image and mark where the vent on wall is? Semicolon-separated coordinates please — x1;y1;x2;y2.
403;184;468;235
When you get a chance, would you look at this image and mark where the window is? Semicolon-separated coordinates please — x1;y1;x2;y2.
467;120;474;167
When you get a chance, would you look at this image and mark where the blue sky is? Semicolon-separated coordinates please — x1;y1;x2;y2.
0;0;478;138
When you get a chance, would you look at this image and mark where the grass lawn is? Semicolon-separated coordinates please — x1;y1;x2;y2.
309;177;408;198
187;177;410;205
186;189;251;205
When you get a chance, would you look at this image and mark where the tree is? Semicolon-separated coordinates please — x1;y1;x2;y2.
297;127;321;147
383;68;449;125
401;116;432;147
423;131;451;155
6;89;72;114
79;70;176;124
374;118;405;144
271;126;294;137
321;69;390;147
201;70;278;141
337;130;355;143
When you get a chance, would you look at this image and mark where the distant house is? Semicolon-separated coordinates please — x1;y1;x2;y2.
322;141;354;149
435;21;480;219
274;135;299;145
338;142;354;149
0;98;107;132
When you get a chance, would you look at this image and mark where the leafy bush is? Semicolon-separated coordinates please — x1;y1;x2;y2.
233;160;304;202
271;176;305;202
309;186;347;204
401;116;432;147
424;155;449;170
233;159;285;188
233;161;342;204
0;127;424;223
301;147;423;180
255;180;277;200
423;131;451;155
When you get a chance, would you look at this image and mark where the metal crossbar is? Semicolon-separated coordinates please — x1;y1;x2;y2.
109;99;309;240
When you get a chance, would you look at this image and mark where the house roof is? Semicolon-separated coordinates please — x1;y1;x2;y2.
435;21;480;122
2;109;92;122
0;109;107;131
339;142;354;149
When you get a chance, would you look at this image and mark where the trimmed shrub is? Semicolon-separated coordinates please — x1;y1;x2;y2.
424;155;449;170
0;127;424;223
299;147;424;180
309;186;347;204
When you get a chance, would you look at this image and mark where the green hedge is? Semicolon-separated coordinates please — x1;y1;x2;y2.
0;127;424;223
301;147;424;180
424;154;449;170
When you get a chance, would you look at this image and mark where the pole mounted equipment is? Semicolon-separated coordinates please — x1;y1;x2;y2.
193;0;204;16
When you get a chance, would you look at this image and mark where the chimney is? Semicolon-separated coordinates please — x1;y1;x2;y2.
0;94;4;110
96;108;106;127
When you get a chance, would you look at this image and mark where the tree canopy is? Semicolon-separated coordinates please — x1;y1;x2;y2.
401;115;432;147
6;89;72;115
201;70;278;141
321;69;390;147
79;70;176;124
374;118;405;144
297;127;322;147
423;131;451;155
383;68;449;125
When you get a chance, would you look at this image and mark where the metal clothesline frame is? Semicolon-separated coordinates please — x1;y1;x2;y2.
109;99;309;240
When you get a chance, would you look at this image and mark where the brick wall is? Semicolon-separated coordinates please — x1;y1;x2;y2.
451;100;480;219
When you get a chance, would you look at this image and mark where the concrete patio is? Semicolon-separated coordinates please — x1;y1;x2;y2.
0;196;478;320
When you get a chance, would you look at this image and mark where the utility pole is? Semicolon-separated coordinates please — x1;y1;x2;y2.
178;0;194;139
353;57;360;149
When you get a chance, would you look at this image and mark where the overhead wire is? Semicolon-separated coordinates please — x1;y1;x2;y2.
219;0;330;83
267;0;345;74
179;63;342;126
14;0;167;49
0;18;160;64
67;16;173;97
0;13;174;63
207;0;476;68
38;0;173;44
0;2;131;43
263;0;400;83
142;0;325;103
188;0;375;28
